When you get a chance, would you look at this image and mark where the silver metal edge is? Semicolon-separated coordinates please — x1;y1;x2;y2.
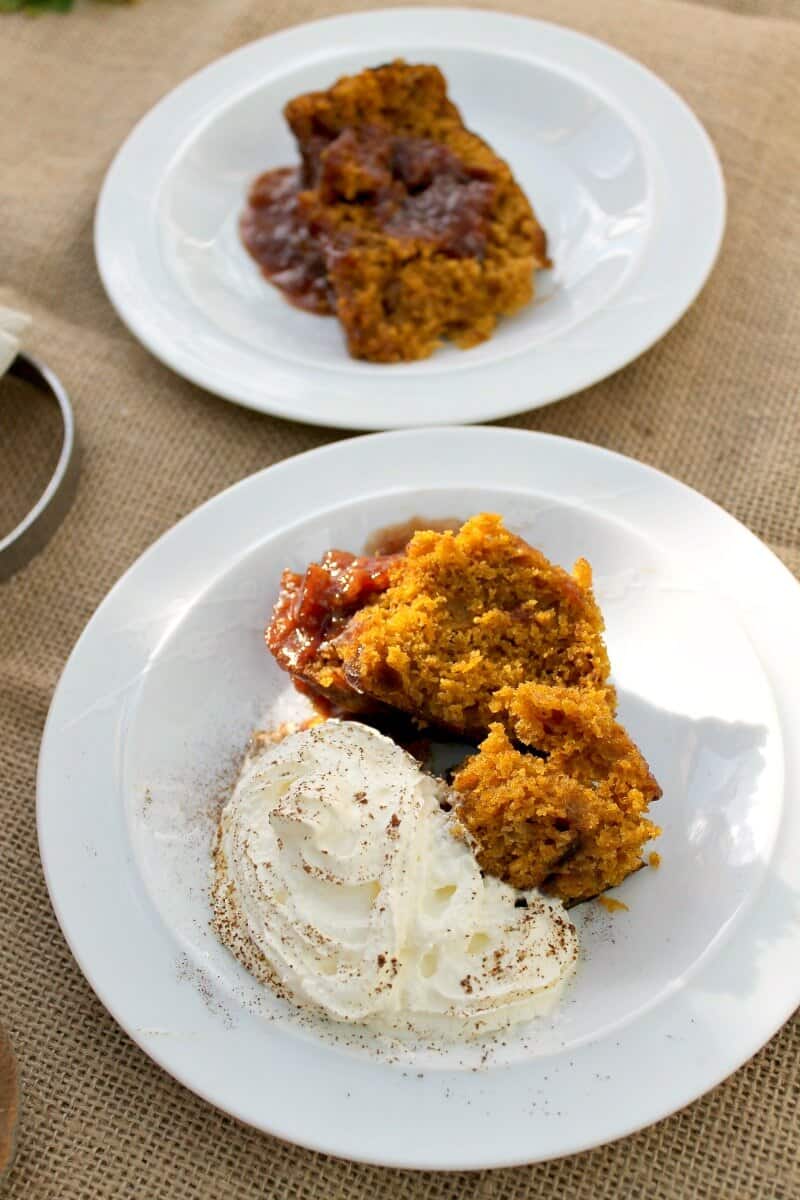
0;352;80;582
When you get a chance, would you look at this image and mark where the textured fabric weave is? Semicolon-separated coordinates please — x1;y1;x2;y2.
1;1;798;1196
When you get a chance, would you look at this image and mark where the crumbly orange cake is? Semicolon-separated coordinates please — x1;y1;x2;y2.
452;684;661;901
265;513;661;902
337;514;611;735
241;62;549;362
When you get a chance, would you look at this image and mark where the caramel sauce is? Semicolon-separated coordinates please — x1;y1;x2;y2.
266;550;400;673
363;515;462;556
240;168;334;314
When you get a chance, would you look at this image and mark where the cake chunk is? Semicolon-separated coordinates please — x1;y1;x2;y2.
334;514;612;736
266;515;611;729
452;683;661;902
268;513;614;724
244;62;549;362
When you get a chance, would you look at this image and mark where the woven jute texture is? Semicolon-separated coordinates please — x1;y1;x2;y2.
2;0;799;1196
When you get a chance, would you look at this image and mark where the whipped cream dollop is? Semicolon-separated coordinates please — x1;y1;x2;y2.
213;720;578;1036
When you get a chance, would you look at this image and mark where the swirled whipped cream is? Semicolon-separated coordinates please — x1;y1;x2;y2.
212;720;577;1036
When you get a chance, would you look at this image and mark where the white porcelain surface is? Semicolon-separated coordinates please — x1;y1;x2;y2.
95;9;725;429
38;429;800;1168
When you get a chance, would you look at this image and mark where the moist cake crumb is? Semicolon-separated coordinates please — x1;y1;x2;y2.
241;61;549;362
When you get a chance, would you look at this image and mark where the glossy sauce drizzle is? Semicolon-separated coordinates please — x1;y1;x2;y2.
266;550;400;673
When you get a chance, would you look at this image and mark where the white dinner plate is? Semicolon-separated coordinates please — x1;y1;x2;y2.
95;9;725;430
38;428;799;1169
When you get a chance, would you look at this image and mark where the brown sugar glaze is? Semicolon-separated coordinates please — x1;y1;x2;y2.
266;549;400;674
241;128;496;315
240;168;334;314
363;515;462;555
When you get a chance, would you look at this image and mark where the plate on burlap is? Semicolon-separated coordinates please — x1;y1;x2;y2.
37;429;800;1168
94;8;725;430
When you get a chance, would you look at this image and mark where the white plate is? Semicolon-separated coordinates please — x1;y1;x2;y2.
38;428;799;1169
95;9;725;430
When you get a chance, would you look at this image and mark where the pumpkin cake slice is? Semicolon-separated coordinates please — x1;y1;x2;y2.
452;683;662;902
334;514;612;736
266;514;611;729
284;61;550;361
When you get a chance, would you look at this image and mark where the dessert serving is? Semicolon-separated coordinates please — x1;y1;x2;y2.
241;61;550;362
213;513;661;1038
213;721;578;1036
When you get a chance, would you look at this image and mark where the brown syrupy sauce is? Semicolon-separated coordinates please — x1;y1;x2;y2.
240;168;334;314
240;127;496;312
266;549;400;674
363;515;462;556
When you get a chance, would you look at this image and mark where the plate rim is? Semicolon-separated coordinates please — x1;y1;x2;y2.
94;7;726;431
37;428;800;1169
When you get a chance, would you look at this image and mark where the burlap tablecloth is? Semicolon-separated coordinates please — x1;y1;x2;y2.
2;0;799;1196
